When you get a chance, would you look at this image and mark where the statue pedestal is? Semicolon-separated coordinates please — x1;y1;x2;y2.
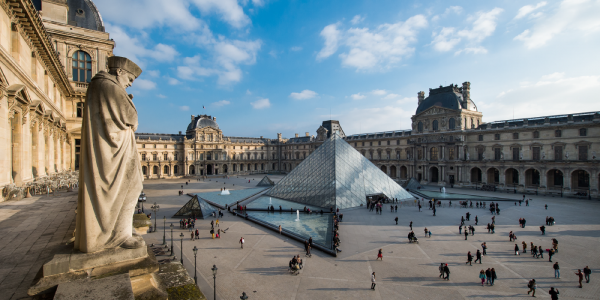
44;246;148;277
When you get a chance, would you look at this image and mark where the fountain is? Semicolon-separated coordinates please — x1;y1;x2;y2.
269;197;272;205
295;210;300;222
442;187;446;194
220;188;230;195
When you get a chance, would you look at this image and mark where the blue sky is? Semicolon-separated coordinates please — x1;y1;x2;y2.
94;0;600;138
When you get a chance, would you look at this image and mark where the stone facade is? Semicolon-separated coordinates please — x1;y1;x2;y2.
0;0;113;189
137;84;600;198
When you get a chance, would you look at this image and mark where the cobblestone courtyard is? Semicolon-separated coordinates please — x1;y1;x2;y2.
1;175;599;299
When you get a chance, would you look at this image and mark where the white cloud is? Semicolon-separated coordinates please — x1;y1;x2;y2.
431;8;503;54
167;77;181;85
246;89;252;95
212;100;231;107
290;90;318;100
371;89;387;96
514;0;600;49
445;6;463;15
251;98;271;109
251;0;264;7
383;93;400;100
147;70;160;77
269;50;278;58
108;25;179;64
179;105;190;111
350;15;365;25
351;93;365;100
157;94;167;98
134;79;156;90
290;46;303;51
318;15;428;70
191;0;251;28
96;0;202;31
489;72;600;120
515;1;547;19
316;24;341;60
339;105;413;133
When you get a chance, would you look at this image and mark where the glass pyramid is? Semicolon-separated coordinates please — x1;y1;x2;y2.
266;133;414;209
173;195;218;219
256;176;275;187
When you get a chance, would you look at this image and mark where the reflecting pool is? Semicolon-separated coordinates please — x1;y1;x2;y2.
194;188;266;207
413;190;510;201
247;196;325;212
247;211;333;249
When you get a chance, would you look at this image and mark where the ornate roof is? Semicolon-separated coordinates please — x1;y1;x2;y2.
67;0;105;32
187;115;219;131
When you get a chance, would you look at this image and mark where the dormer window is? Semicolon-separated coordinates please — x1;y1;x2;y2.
72;51;92;83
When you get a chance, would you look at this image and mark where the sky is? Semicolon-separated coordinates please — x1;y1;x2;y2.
94;0;600;138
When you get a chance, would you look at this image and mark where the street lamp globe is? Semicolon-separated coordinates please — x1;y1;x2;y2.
212;264;218;276
193;246;198;255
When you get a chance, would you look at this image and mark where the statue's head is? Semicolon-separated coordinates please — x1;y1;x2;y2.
107;56;142;89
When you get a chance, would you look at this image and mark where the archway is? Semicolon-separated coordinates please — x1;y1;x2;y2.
505;168;519;186
487;168;499;184
571;170;590;190
390;166;397;178
240;164;244;171
547;169;563;188
430;167;439;183
400;166;407;179
223;164;228;173
164;165;169;176
470;167;482;183
189;165;195;175
272;163;276;170
233;164;237;172
381;165;387;174
174;165;178;174
207;164;213;175
525;169;540;187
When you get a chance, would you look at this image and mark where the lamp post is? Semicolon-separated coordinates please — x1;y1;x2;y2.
163;216;166;245
192;246;198;284
211;265;218;300
170;223;174;254
240;292;248;300
151;202;160;232
179;233;184;264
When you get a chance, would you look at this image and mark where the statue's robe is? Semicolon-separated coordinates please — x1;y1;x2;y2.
75;71;143;253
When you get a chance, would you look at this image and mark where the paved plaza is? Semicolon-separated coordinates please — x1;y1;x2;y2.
1;175;599;299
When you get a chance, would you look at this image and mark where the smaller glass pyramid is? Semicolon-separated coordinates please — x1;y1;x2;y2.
256;176;275;187
402;177;422;191
173;195;218;219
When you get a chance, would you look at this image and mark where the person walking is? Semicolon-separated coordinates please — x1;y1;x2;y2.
475;216;478;225
553;262;560;278
584;266;591;283
240;237;244;249
491;268;497;286
531;242;535;254
522;241;527;253
477;270;486;286
444;264;450;280
485;268;492;285
459;225;462;234
481;242;487;255
466;251;473;266
472;226;476;236
465;229;468;240
410;221;413;230
575;269;584;288
377;249;383;261
538;247;544;259
395;217;398;225
549;248;554;262
515;244;520;255
475;250;482;264
527;279;537;296
548;287;559;300
439;263;445;279
371;272;376;290
279;225;282;234
191;231;194;241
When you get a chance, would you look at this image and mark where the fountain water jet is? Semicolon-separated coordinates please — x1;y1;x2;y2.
295;210;300;222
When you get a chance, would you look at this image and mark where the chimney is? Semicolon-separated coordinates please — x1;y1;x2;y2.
295;133;299;138
260;136;263;139
418;91;425;105
191;115;195;122
462;82;470;101
213;117;216;121
305;132;309;137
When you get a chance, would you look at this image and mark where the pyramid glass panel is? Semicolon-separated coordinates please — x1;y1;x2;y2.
173;195;218;219
266;133;414;209
256;176;275;187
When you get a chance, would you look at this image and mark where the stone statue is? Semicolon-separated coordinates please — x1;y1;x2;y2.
565;151;569;159
541;151;546;160
466;152;470;160
75;56;145;253
500;151;504;160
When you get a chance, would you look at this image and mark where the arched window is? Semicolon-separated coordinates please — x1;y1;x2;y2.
72;51;92;82
432;120;438;131
418;121;423;132
164;165;169;174
430;147;438;161
449;118;455;130
76;102;84;118
153;166;158;174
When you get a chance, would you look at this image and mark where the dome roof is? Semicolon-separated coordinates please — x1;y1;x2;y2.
187;115;219;131
68;0;105;32
415;84;477;115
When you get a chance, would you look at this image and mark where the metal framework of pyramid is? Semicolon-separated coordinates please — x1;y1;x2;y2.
402;177;423;191
256;176;275;187
266;133;414;209
173;195;218;219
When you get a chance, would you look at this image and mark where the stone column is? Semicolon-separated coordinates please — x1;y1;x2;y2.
9;111;23;185
31;120;40;178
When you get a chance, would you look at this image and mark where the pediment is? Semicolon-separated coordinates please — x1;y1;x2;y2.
415;105;457;117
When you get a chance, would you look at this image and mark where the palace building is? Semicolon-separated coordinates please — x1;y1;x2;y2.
135;82;599;198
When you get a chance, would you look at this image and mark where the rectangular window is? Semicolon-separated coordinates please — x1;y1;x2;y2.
174;154;178;160
533;147;540;161
478;135;483;141
555;130;561;137
554;146;563;161
418;149;423;160
153;154;157;160
164;154;168;160
387;140;390;145
494;133;500;140
494;148;501;161
378;141;381;146
449;148;455;160
354;143;357;147
478;148;483;161
397;140;400;145
579;145;588;160
370;142;372;146
141;154;146;161
533;131;540;138
579;128;587;136
512;148;519;161
362;142;364;146
142;144;145;148
513;133;519;139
